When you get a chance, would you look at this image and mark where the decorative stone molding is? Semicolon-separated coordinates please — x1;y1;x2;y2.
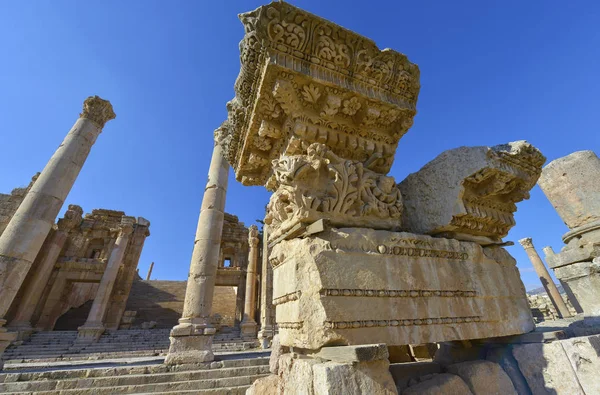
273;291;301;306
320;289;477;298
219;1;420;186
265;143;403;239
80;96;116;128
57;205;83;232
399;141;545;244
325;316;482;329
518;237;534;250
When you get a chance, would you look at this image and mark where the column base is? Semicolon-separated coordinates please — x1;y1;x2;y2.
76;323;105;344
164;323;216;365
240;320;258;340
258;327;274;349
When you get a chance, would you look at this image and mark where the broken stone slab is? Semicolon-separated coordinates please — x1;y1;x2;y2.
560;334;600;395
399;141;545;244
402;373;473;395
512;341;585;395
312;344;388;363
447;360;516;395
538;150;600;231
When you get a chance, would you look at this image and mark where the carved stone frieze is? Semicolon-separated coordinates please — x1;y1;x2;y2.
399;141;545;244
264;143;403;239
220;1;420;186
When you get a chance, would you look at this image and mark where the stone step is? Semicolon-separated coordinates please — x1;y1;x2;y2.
140;385;249;395
0;365;269;393
4;374;267;394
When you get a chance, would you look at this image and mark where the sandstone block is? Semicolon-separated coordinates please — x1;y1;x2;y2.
246;374;280;395
399;141;544;244
312;360;397;395
313;343;388;363
271;228;533;349
447;360;516;395
560;334;600;395
402;373;473;395
512;342;584;395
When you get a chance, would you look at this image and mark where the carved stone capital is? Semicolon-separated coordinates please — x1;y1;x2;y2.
118;216;136;237
80;96;116;128
248;224;260;247
518;237;534;250
57;204;83;232
265;143;403;240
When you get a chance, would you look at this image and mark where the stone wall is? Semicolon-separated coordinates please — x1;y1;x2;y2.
0;174;38;237
125;279;239;329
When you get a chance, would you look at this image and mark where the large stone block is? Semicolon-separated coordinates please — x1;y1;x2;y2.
399;141;544;245
553;259;600;317
270;227;533;350
560;334;600;395
402;373;473;395
312;360;397;395
538;150;600;230
512;342;584;395
447;360;516;395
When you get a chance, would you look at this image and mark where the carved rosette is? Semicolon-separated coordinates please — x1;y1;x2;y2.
219;2;420;187
265;143;403;239
80;96;116;128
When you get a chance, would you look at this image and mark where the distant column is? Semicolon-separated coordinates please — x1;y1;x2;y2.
241;225;259;339
165;140;229;365
519;237;571;318
0;96;115;329
146;262;154;280
258;224;274;347
77;217;135;343
8;205;83;339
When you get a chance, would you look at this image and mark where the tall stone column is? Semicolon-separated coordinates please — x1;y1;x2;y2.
258;224;275;348
8;205;83;339
77;217;134;343
0;96;115;328
519;238;571;318
165;141;229;365
241;225;259;339
146;262;154;280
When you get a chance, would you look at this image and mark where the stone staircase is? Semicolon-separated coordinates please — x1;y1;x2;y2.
0;352;270;394
3;329;260;363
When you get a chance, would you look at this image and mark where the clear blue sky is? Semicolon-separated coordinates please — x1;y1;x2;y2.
1;1;598;290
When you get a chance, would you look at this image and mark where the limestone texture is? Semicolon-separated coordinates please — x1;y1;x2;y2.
312;360;397;395
270;227;533;349
402;373;473;395
446;360;516;395
399;141;545;245
560;334;600;395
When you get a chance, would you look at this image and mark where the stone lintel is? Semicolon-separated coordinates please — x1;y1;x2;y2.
312;343;388;363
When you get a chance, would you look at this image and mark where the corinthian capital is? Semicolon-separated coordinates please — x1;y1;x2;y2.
518;237;534;249
248;224;260;247
80;96;116;128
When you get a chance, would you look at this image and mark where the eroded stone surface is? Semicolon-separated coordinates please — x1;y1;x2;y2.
313;360;397;395
400;141;544;245
402;373;473;395
447;360;516;395
270;227;533;349
560;334;600;395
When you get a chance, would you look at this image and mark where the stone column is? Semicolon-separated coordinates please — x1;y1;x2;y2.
519;238;571;318
241;225;259;339
0;96;115;330
258;224;275;348
165;141;229;365
146;262;154;280
77;217;134;343
8;205;83;339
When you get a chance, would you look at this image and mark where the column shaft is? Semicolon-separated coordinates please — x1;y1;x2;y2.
77;220;133;342
241;226;259;338
519;238;571;318
0;97;114;325
165;142;229;364
258;224;275;347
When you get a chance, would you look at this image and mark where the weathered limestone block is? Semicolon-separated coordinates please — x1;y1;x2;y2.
270;228;533;350
447;360;516;395
402;373;473;395
486;347;532;395
312;360;397;395
560;334;600;394
538;150;600;231
512;342;584;395
389;362;442;392
552;259;600;317
246;374;280;395
219;1;420;187
269;334;289;374
399;141;545;245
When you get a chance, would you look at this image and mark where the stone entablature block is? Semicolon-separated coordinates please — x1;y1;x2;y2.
217;1;420;187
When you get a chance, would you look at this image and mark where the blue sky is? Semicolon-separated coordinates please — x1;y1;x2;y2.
1;1;598;290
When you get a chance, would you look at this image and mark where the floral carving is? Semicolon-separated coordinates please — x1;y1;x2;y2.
265;143;403;239
342;97;361;116
301;84;321;104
